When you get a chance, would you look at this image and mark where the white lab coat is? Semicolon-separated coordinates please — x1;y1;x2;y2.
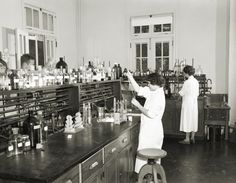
179;76;199;132
135;86;166;173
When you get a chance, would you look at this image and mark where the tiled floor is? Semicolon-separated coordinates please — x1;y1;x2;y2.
161;138;236;183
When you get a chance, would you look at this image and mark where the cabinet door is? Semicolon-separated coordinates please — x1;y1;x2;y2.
162;99;176;134
117;147;129;183
104;157;118;183
84;170;103;183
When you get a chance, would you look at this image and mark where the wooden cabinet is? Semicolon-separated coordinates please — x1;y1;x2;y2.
117;146;129;183
162;98;205;138
81;150;103;183
52;164;80;183
104;157;118;183
83;169;103;183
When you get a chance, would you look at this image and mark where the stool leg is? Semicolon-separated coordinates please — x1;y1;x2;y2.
153;164;167;183
152;166;159;183
138;164;152;183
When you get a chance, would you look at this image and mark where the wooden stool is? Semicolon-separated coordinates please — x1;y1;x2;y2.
137;148;167;183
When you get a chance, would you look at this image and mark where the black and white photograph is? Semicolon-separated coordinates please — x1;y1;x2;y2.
0;0;235;183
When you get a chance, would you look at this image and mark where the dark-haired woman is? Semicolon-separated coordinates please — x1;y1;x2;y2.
125;71;166;173
179;65;199;144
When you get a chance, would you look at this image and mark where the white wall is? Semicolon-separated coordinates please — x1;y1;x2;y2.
0;0;78;68
228;0;236;125
78;0;230;93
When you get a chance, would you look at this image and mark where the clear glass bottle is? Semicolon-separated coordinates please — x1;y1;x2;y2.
87;102;92;126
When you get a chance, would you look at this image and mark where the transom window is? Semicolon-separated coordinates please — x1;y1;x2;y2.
130;14;174;73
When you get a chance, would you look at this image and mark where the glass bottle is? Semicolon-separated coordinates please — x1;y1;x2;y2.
23;111;41;148
87;102;92;126
37;111;48;143
107;61;112;80
56;57;68;72
117;64;122;78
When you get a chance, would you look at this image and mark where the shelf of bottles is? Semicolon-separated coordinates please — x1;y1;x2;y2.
164;72;212;97
77;80;121;112
0;85;74;150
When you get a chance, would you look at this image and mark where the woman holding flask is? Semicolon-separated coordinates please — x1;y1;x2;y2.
125;71;166;173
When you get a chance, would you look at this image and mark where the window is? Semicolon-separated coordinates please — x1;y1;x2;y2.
135;42;148;72
131;14;173;35
24;4;56;34
131;14;174;72
13;4;57;69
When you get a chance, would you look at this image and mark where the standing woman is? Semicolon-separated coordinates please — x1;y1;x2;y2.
125;71;166;173
179;65;199;144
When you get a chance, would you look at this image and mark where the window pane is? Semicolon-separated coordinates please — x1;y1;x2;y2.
163;57;169;71
134;26;140;34
25;7;32;27
29;40;36;61
154;24;161;32
51;41;54;57
142;44;147;57
141;25;149;33
38;41;44;66
43;12;48;30
33;9;39;28
156;58;162;72
155;43;162;57
136;59;141;72
136;44;140;57
47;40;50;57
142;58;148;72
48;14;54;31
163;42;169;56
163;24;171;32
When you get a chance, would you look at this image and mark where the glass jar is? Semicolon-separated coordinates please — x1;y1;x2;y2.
6;141;14;157
22;135;31;152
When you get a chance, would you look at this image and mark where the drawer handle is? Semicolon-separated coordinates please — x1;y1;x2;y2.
122;137;128;143
111;147;117;153
89;161;99;170
65;180;72;183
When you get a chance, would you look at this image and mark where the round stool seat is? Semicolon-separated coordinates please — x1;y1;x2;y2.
137;148;167;160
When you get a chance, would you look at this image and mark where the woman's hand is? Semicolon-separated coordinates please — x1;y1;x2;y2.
125;70;133;80
131;98;140;108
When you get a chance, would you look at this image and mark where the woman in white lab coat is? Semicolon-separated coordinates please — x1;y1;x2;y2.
179;65;199;144
126;71;166;173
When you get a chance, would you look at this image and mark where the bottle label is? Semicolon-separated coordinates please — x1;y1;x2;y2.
44;126;48;131
25;141;31;147
18;143;23;148
8;145;14;151
34;125;40;130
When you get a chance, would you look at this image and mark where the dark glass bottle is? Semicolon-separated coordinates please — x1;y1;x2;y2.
117;64;122;78
9;70;19;90
23;111;41;148
164;78;171;98
112;64;118;80
56;57;68;72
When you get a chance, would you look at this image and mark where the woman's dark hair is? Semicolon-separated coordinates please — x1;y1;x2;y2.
147;73;165;87
20;54;35;68
183;65;195;76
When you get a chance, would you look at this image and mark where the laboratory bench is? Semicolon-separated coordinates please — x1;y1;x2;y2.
0;117;140;183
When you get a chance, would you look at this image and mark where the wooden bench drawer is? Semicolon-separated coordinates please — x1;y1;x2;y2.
81;150;103;182
104;139;120;161
52;164;79;183
118;131;130;149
